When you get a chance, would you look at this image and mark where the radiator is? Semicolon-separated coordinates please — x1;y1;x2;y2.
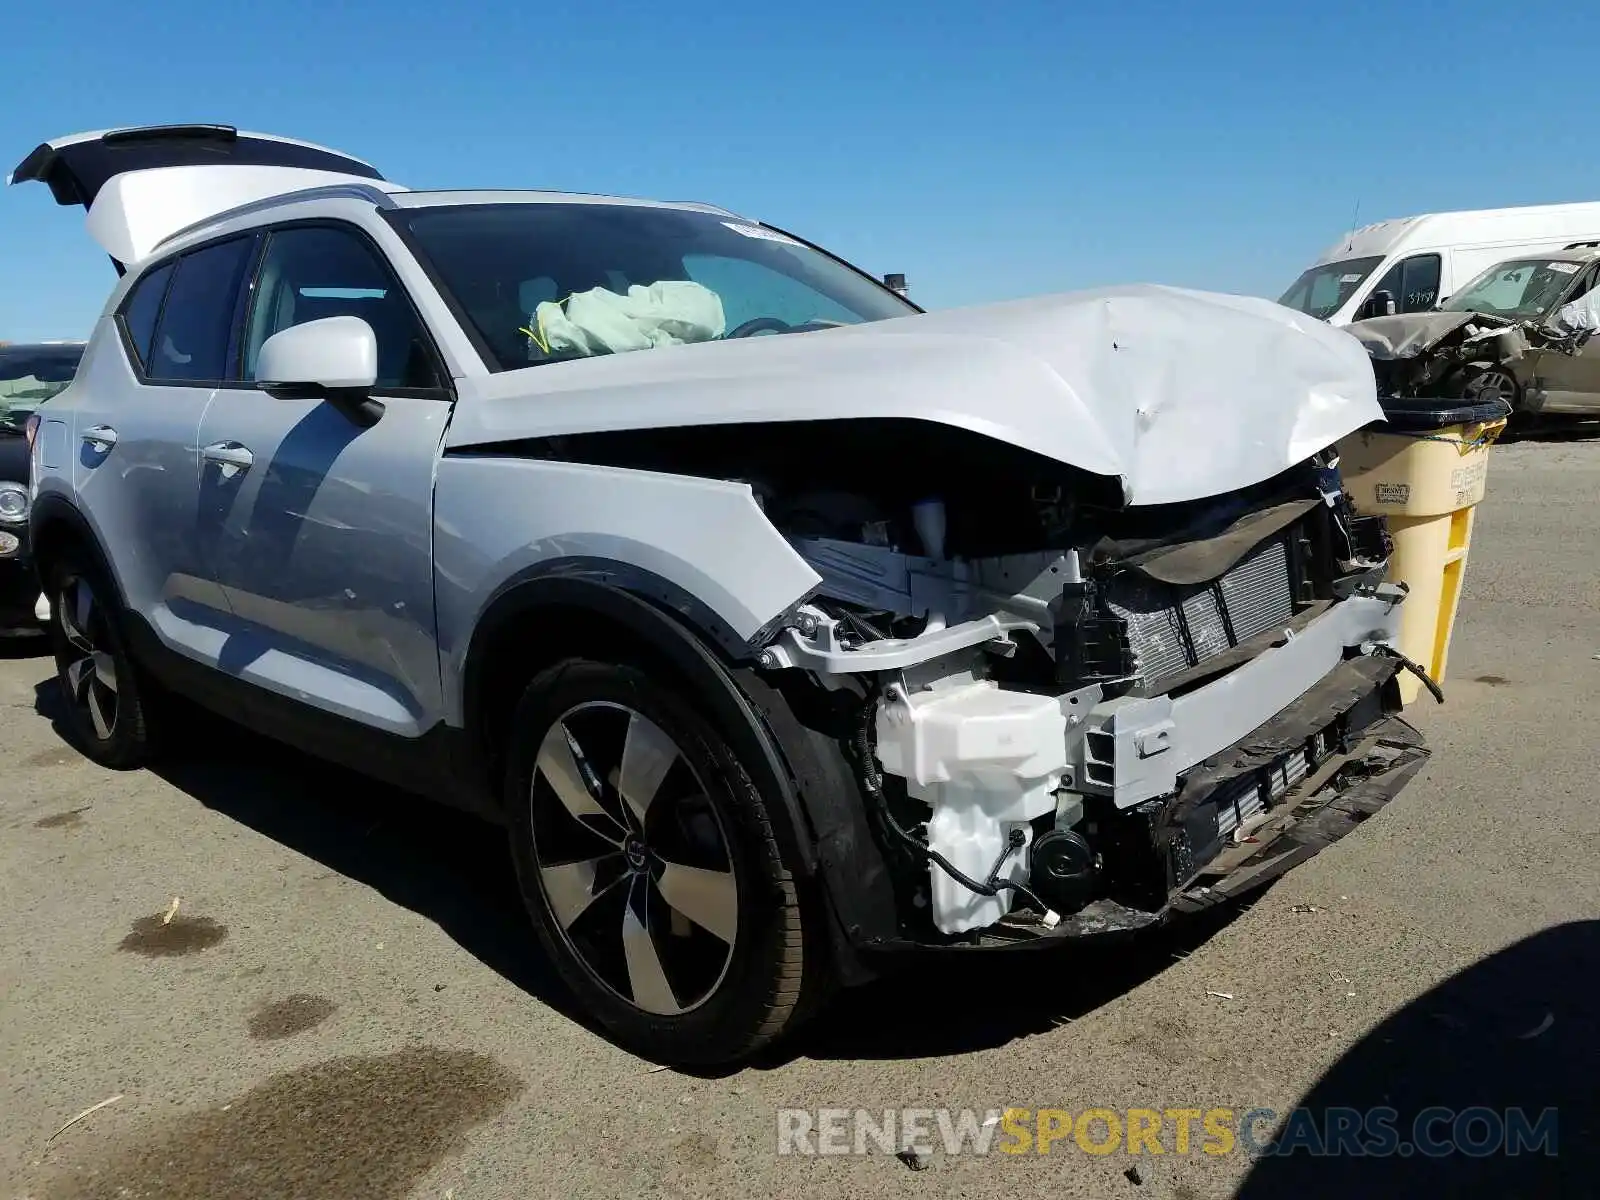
1104;535;1297;687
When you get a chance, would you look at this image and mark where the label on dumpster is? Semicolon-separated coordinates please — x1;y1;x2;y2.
1374;482;1411;505
1450;460;1488;506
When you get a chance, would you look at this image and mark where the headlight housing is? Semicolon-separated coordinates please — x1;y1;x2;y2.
0;481;28;524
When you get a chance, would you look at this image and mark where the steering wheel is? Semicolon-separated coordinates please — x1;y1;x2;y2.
725;316;795;339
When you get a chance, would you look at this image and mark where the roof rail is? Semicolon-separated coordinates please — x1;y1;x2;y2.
152;181;399;254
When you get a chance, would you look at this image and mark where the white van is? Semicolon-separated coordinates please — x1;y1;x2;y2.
1278;201;1600;326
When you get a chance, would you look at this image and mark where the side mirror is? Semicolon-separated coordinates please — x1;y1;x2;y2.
1360;289;1398;320
256;316;384;423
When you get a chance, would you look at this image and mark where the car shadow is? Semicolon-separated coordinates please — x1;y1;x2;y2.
1235;920;1597;1198
764;902;1250;1069
30;673;598;1042
30;672;1254;1072
1503;416;1600;443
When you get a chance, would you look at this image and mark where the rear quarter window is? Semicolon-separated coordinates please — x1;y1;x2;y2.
117;261;175;371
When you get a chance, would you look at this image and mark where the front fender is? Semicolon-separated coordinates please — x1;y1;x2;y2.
433;454;821;727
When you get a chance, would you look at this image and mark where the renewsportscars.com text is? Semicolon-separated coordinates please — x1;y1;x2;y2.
776;1106;1559;1159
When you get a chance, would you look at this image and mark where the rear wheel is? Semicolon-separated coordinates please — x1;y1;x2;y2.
46;552;161;769
505;658;815;1065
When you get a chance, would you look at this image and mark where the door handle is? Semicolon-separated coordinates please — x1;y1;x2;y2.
81;425;118;452
202;441;254;475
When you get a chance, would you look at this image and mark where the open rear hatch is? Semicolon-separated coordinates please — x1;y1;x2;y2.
9;124;394;268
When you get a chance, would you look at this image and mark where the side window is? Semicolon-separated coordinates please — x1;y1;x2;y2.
148;238;255;383
1567;262;1600;304
242;225;440;390
1368;254;1441;314
117;261;175;371
1398;254;1441;312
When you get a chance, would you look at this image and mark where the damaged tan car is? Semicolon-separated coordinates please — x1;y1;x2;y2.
1346;248;1600;419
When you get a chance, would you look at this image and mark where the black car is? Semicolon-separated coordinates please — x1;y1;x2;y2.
0;342;85;634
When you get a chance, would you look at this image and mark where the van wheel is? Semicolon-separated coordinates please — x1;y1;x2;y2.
505;658;814;1066
45;553;161;769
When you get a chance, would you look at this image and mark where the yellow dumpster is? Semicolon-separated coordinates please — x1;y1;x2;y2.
1337;396;1510;705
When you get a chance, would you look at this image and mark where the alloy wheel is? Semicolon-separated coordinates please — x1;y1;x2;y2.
529;701;739;1016
1461;368;1517;407
58;576;119;741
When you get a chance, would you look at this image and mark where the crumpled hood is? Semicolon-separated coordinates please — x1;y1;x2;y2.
447;283;1383;506
1345;311;1509;360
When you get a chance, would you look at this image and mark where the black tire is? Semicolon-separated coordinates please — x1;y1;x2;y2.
1449;364;1520;410
505;657;815;1066
44;550;162;769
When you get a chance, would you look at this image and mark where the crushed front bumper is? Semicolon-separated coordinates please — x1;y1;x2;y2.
873;661;1426;952
868;588;1430;948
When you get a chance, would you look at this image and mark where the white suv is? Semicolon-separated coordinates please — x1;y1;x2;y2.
13;124;1428;1065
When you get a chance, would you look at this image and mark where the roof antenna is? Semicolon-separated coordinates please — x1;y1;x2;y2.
1344;198;1362;251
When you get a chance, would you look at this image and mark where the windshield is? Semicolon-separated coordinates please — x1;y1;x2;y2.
1441;258;1586;321
1278;256;1385;319
0;344;84;432
398;203;918;370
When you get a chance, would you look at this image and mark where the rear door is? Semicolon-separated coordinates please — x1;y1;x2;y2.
71;232;259;648
9;124;389;268
194;220;453;735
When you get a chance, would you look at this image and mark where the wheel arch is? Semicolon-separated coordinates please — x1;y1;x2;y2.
458;571;902;978
28;494;124;606
461;572;812;852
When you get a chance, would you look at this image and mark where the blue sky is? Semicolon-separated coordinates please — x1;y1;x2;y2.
4;0;1600;340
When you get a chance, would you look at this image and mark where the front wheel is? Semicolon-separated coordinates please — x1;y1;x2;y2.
505;658;818;1065
1449;365;1520;410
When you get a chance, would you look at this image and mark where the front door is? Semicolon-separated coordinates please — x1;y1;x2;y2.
195;222;453;735
1531;265;1600;413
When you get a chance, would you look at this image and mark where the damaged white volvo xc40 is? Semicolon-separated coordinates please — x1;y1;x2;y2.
13;124;1429;1065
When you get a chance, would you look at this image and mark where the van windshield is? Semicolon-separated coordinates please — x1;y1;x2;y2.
1440;257;1584;321
1278;257;1384;319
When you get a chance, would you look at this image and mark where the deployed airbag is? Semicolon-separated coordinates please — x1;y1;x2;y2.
531;281;726;358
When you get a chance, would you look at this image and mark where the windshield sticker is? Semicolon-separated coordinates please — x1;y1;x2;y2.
722;222;803;246
1339;273;1363;283
1544;261;1580;274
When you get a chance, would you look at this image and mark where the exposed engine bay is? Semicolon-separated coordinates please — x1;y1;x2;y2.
758;440;1417;940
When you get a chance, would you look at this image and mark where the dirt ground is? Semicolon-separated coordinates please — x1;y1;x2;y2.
3;434;1597;1200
